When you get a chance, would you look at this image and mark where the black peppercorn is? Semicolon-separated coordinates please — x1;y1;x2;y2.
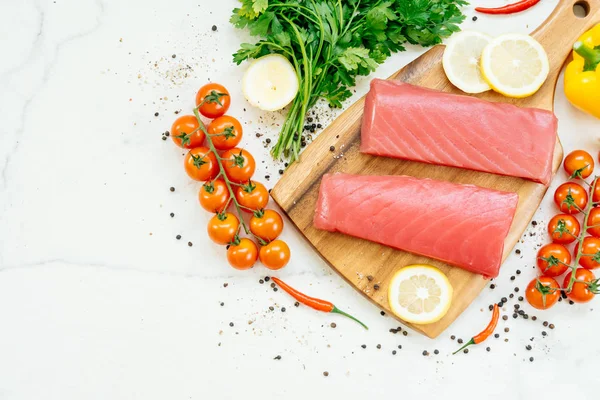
212;25;217;31
176;235;181;240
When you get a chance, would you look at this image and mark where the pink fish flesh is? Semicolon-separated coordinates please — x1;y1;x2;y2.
314;173;519;278
360;80;557;185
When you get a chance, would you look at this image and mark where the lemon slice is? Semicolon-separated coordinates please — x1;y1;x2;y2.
387;265;453;325
242;54;299;111
442;31;492;93
480;33;549;98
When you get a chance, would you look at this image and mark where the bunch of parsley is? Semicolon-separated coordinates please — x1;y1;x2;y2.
231;0;467;161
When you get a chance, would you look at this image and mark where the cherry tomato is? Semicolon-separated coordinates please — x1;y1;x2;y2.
196;83;230;119
548;214;580;244
563;268;598;303
576;236;600;269
207;115;243;150
207;213;239;245
259;240;291;270
235;181;269;212
592;179;600;203
184;147;218;181
587;207;600;237
525;276;560;310
171;115;204;149
222;148;256;183
250;209;284;241
554;182;588;214
199;180;230;213
536;243;571;277
563;150;594;179
227;238;258;270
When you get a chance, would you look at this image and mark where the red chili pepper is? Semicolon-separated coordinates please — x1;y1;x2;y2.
271;277;368;330
453;303;499;354
475;0;540;15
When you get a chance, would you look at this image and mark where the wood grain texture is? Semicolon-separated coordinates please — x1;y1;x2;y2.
271;0;600;338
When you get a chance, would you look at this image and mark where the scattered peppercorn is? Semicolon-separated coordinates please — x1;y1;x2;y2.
162;136;167;141
398;345;402;349
516;249;521;254
516;269;521;275
170;212;174;217
229;322;234;327
504;327;510;333
494;333;500;338
532;220;537;226
526;345;532;350
451;335;456;340
377;344;382;349
380;311;385;316
472;16;478;21
220;302;224;306
514;287;519;292
518;296;524;301
434;349;439;355
510;276;515;281
509;294;514;299
502;315;508;321
259;279;264;284
265;277;270;282
294;301;299;307
374;284;380;290
212;25;217;31
490;284;496;289
457;338;463;344
361;344;366;349
392;350;397;355
529;357;534;362
330;322;336;328
323;371;329;377
154;112;159;117
273;287;278;292
422;351;429;356
176;235;181;240
542;331;547;336
274;355;281;360
463;349;469;354
223;283;228;288
170;187;175;192
281;307;286;312
532;316;537;321
402;331;407;336
543;321;548;327
501;297;508;303
269;306;274;311
549;323;555;329
513;313;518;319
188;242;193;247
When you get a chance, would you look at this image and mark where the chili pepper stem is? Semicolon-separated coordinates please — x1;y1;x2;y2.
331;306;369;330
452;338;475;355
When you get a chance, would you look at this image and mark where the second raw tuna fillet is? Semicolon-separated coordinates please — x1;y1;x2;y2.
314;173;519;278
360;80;558;185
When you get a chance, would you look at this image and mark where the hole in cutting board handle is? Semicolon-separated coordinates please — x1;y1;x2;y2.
574;0;591;17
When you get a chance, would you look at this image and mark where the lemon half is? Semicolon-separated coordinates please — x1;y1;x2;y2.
388;265;453;325
443;30;492;93
480;33;549;98
242;54;299;111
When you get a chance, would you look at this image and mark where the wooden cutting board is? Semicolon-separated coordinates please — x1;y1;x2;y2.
271;0;600;338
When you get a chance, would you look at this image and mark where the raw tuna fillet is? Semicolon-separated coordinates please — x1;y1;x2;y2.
314;173;518;278
360;80;557;185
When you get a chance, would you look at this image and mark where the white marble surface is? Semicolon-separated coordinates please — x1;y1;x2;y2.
1;0;599;398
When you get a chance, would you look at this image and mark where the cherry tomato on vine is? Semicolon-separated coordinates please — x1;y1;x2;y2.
259;240;290;270
207;115;243;150
536;243;571;277
222;148;256;183
196;83;230;119
235;181;269;212
227;238;258;270
525;276;560;310
199;180;230;213
250;209;283;242
548;214;580;244
576;236;600;270
171;115;205;149
563;268;599;303
592;179;600;203
554;182;588;214
184;147;218;181
563;150;594;179
587;207;600;238
207;212;239;245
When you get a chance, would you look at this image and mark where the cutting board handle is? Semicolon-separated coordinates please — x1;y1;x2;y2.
533;0;600;78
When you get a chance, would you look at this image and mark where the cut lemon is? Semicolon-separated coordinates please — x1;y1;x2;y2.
242;54;299;111
442;30;492;93
480;33;549;98
388;265;453;325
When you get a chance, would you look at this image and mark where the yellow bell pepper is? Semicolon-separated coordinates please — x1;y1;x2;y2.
564;24;600;119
